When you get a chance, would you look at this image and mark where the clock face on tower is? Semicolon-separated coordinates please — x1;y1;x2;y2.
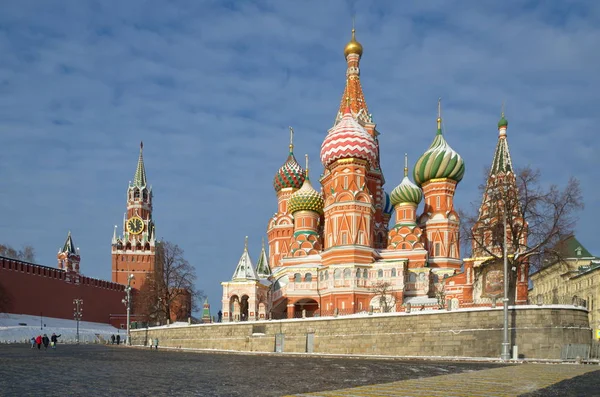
127;216;144;235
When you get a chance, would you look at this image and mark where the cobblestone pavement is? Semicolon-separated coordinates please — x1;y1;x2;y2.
0;344;502;396
286;363;600;397
0;344;597;396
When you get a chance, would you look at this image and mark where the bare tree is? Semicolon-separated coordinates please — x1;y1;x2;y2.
0;244;36;262
462;166;583;304
134;276;166;325
434;280;446;309
144;241;203;322
369;281;396;312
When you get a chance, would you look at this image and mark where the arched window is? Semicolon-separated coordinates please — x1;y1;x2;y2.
294;273;301;282
391;268;397;277
343;269;351;279
356;269;361;278
334;269;341;279
143;190;148;201
134;189;140;200
305;273;312;282
363;269;368;279
409;273;417;282
325;271;329;280
377;269;383;278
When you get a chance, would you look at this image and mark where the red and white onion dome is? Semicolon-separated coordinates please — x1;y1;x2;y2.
320;108;378;168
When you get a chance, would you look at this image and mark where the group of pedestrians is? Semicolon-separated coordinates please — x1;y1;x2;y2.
30;333;61;350
110;334;121;345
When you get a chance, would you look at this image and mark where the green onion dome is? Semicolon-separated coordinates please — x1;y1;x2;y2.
498;114;508;128
413;116;465;186
288;176;324;215
390;176;422;206
391;155;422;206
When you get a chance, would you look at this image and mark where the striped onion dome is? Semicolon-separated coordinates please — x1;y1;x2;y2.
413;114;465;186
390;176;422;206
320;107;377;168
383;191;394;215
273;150;305;193
288;176;324;215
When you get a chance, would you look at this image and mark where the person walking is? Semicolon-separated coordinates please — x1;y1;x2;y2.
153;337;159;350
116;334;120;345
35;335;42;350
111;334;115;345
50;333;61;349
30;337;36;349
42;334;50;350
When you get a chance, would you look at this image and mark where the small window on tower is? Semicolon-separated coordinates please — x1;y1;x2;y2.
344;176;348;189
435;243;441;257
436;196;440;209
134;189;140;200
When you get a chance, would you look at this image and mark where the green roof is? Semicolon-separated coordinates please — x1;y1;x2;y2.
62;231;77;254
556;235;594;258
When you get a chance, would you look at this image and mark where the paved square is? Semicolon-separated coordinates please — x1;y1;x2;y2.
0;344;597;396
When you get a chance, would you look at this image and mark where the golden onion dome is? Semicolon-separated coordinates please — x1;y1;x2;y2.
344;29;363;58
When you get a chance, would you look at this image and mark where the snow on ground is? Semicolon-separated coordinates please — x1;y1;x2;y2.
0;313;123;344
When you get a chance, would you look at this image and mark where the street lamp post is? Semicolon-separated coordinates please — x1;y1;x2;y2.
73;299;83;344
501;205;510;360
122;274;134;346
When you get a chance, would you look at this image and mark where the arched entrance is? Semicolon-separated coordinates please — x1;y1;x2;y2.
290;298;319;318
240;295;249;321
229;295;240;321
228;294;250;321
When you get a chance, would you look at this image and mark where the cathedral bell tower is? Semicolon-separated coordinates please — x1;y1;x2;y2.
111;142;156;289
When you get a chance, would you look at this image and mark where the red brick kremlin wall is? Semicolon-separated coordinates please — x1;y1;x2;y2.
0;256;126;324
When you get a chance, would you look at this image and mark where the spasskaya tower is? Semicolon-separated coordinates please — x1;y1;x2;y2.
111;142;156;289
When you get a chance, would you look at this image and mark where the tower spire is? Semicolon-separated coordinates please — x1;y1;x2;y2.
305;154;310;178
255;236;272;278
231;236;258;281
437;97;442;132
491;104;512;175
498;102;509;132
133;141;147;187
404;153;408;177
289;126;294;153
338;25;369;124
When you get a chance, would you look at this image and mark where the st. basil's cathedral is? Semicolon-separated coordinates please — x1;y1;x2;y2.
221;29;529;321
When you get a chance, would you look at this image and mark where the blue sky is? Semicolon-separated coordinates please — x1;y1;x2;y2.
1;0;599;313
